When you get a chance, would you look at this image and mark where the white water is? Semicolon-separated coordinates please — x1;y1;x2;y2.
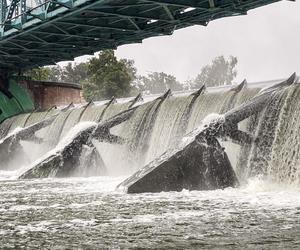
17;122;97;178
1;84;300;185
0;83;300;248
0;176;299;248
0;126;23;144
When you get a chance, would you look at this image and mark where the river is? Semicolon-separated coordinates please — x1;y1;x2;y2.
0;175;299;249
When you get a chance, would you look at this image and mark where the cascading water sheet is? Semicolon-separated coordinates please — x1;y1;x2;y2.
267;85;300;186
8;113;31;132
186;91;233;133
59;108;86;140
219;87;260;172
239;89;289;181
24;111;49;126
44;109;74;148
101;103;130;121
0;116;16;139
1;82;300;189
80;105;106;122
144;96;194;163
0;81;299;248
93;101;159;174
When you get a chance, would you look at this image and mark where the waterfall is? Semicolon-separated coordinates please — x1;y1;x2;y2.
60;108;87;140
80;104;106;122
246;85;300;186
8;113;31;132
145;96;194;163
0;81;300;186
0;116;16;138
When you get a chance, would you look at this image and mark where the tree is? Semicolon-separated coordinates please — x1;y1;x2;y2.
135;72;183;94
61;62;89;83
82;50;135;101
47;66;62;82
194;56;238;88
45;63;89;83
24;67;50;81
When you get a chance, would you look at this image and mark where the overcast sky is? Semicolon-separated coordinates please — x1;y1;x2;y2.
73;1;300;83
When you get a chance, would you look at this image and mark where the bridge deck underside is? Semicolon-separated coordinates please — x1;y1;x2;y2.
0;0;281;71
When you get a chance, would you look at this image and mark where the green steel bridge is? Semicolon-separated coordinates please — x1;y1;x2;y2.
0;0;286;72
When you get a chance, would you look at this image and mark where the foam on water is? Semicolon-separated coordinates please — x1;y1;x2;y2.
0;83;299;187
0;84;299;248
0;170;19;180
0;85;298;187
0;126;23;144
16;122;96;178
242;175;300;192
178;113;225;147
57;121;96;148
0;176;299;248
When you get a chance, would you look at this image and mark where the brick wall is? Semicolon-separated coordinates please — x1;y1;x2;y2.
19;80;84;109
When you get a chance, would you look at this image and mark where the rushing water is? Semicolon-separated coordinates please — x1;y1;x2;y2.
0;81;300;248
0;176;299;249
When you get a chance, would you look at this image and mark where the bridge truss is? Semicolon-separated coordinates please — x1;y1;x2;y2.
0;0;283;72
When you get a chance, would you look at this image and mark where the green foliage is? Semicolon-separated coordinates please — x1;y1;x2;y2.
24;50;188;100
47;66;62;82
135;72;183;94
24;51;137;101
194;56;238;88
24;67;51;81
61;62;89;83
46;63;89;83
82;50;136;101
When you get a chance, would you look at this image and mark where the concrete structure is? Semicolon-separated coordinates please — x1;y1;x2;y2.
19;80;83;109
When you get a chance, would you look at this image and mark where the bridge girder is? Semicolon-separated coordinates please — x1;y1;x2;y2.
0;0;283;72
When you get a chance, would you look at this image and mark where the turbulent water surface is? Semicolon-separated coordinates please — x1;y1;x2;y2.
1;82;300;248
0;176;299;249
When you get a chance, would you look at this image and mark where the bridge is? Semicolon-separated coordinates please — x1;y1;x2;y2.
0;0;284;73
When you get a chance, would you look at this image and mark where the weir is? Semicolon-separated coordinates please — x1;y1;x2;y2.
0;76;300;189
0;0;291;124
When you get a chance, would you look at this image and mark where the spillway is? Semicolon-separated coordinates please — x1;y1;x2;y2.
0;78;299;187
0;78;300;248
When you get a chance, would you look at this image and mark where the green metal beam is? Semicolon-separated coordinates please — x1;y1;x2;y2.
0;0;286;72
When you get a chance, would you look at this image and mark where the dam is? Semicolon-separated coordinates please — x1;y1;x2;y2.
0;76;299;248
1;76;300;184
0;0;297;247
